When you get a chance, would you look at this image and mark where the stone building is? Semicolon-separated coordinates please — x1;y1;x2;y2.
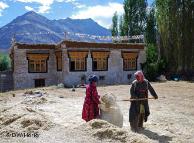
10;40;145;89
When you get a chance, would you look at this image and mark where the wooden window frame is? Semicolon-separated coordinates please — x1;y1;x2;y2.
91;51;109;71
122;52;138;71
27;53;49;73
68;51;88;72
55;51;62;71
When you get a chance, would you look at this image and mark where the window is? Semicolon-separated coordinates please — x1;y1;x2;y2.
70;58;86;71
27;54;49;73
122;52;138;71
68;51;88;71
92;52;109;71
29;60;47;72
99;76;105;80
55;51;62;71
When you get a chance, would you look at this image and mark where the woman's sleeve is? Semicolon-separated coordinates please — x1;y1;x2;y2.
130;83;136;99
148;82;158;99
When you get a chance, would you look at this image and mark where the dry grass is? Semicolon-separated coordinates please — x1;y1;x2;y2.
0;81;194;143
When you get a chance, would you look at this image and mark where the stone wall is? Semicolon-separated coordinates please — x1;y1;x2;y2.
12;44;146;89
62;47;146;87
13;46;58;89
0;71;13;92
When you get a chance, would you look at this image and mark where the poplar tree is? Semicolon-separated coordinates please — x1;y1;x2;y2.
156;0;194;74
111;12;119;36
123;0;147;37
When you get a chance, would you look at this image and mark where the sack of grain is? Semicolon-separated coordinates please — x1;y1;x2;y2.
99;93;123;128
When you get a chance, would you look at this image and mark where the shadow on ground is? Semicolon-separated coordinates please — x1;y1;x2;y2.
140;129;172;143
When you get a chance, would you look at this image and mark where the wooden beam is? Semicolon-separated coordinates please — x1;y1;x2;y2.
92;52;110;58
27;54;49;60
122;52;138;59
68;51;88;58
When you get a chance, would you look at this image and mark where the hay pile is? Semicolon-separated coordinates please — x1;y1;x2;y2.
77;119;152;143
20;116;54;131
21;90;48;105
23;90;46;97
0;113;54;138
0;93;54;139
21;97;48;105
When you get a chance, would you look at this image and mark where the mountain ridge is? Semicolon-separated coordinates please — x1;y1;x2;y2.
0;11;111;49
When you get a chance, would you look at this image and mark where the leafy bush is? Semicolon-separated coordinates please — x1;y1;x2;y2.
0;53;10;71
146;44;158;63
143;44;167;81
144;63;158;81
157;59;167;75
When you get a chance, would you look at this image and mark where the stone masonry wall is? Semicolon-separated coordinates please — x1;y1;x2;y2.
13;46;58;89
0;71;13;92
62;46;146;87
13;44;146;89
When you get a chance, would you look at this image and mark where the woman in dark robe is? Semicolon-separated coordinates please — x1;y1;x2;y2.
82;75;100;122
129;71;158;132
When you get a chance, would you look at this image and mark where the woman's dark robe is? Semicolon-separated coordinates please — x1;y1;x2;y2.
129;79;158;122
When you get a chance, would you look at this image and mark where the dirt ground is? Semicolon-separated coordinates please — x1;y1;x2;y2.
0;81;194;143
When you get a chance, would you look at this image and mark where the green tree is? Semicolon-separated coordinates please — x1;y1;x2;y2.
0;53;10;71
143;4;168;81
146;44;158;63
111;12;119;36
123;0;147;37
144;43;167;81
145;6;156;45
119;15;125;36
156;0;194;75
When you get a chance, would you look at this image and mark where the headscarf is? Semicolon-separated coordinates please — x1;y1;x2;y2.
134;71;144;82
88;75;98;84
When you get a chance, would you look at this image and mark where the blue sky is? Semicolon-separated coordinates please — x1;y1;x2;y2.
0;0;153;28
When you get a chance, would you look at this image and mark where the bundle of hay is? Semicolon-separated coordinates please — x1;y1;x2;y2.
99;93;123;128
21;97;47;105
20;117;53;131
78;119;152;143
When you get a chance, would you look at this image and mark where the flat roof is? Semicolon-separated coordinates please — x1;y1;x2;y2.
15;40;145;50
16;43;56;49
61;40;145;49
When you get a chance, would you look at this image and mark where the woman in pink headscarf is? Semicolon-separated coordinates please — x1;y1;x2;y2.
129;71;158;132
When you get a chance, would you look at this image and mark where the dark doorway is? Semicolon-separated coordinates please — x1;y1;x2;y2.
34;79;45;88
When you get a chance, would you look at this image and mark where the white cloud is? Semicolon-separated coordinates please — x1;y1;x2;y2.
60;0;86;9
16;0;53;13
74;2;86;9
71;2;124;28
38;5;50;13
0;1;9;16
25;5;34;11
16;0;85;13
64;0;76;2
15;0;53;5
